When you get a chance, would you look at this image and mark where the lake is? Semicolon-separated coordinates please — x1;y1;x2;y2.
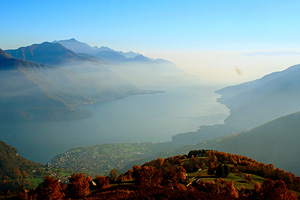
0;85;229;163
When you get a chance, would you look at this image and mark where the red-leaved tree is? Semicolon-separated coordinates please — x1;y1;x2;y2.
35;176;64;200
66;173;90;199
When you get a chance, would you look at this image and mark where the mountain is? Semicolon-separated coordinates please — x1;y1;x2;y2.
46;149;300;199
0;47;144;122
53;38;99;55
54;38;141;58
50;104;300;177
53;39;197;88
0;140;44;190
128;54;152;62
95;50;127;62
5;42;95;66
0;48;94;122
0;49;13;59
0;140;72;191
121;51;140;58
0;140;43;173
0;48;64;110
0;48;45;70
94;51;163;63
172;64;300;144
216;64;300;130
98;46;141;58
198;111;300;176
54;38;176;65
167;111;300;176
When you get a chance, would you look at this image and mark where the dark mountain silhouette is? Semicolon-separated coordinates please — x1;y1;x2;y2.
5;42;95;66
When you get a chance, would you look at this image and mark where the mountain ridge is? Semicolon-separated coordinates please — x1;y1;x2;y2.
162;110;300;176
0;139;44;190
5;42;96;66
0;46;146;122
172;63;300;144
54;38;141;58
54;38;172;64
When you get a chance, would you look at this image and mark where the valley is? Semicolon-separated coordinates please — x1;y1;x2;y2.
49;61;300;178
2;1;300;199
0;85;227;164
1;38;300;197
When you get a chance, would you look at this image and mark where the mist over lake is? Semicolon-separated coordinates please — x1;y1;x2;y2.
0;85;228;163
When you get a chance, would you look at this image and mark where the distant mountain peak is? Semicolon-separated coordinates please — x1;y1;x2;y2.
54;38;99;55
54;39;142;59
54;38;77;42
98;46;115;52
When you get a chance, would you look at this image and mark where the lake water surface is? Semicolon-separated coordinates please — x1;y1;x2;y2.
0;85;229;163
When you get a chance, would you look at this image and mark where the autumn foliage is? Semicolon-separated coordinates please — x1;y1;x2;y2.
35;176;64;200
66;173;90;198
93;175;110;190
7;149;300;199
188;149;300;192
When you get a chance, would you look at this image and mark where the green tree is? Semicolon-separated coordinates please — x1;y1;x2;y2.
109;169;119;182
216;164;229;178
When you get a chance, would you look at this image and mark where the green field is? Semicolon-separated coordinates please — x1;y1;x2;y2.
187;169;266;189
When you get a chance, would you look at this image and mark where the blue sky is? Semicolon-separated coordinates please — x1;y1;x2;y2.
2;0;300;51
2;0;300;83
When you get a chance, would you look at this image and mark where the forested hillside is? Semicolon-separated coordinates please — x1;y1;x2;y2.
0;140;71;191
4;149;299;199
198;111;300;176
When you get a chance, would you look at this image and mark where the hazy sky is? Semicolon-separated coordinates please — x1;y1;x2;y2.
2;0;300;84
